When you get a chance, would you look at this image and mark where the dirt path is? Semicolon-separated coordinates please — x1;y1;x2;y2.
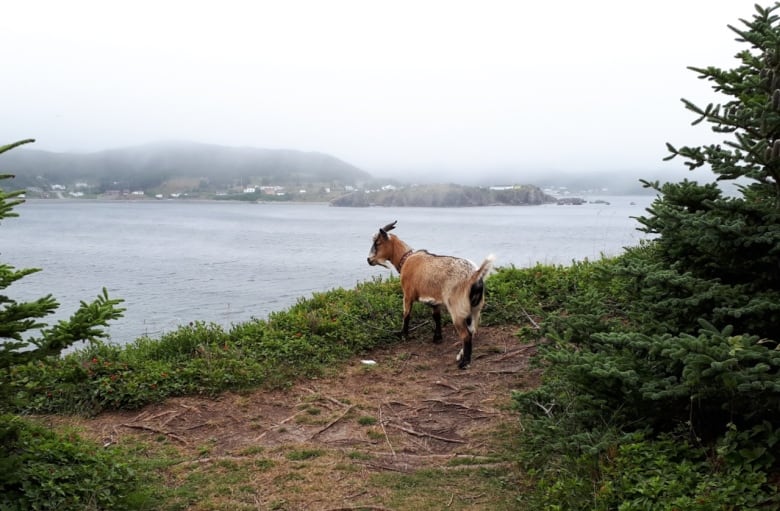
45;325;540;510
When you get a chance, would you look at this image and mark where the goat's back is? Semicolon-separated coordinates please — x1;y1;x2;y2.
401;251;478;298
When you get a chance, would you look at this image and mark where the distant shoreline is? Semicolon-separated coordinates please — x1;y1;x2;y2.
18;195;652;209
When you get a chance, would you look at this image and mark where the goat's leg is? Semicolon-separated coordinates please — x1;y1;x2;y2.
401;295;414;339
432;305;443;343
455;319;473;369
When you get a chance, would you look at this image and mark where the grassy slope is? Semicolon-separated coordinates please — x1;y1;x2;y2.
12;268;548;510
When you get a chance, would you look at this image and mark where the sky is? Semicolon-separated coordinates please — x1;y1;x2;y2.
0;0;763;182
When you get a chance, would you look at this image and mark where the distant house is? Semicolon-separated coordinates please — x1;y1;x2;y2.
259;185;285;195
243;187;256;194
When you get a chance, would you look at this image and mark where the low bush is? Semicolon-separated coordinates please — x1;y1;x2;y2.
0;414;144;511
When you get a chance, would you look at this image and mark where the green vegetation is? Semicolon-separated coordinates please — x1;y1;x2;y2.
0;415;144;511
3;4;780;509
5;279;403;416
1;140;140;510
510;4;780;508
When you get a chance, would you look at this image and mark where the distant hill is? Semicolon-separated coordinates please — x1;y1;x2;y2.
0;141;371;192
330;183;557;207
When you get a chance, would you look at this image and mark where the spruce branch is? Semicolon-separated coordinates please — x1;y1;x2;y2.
0;139;35;155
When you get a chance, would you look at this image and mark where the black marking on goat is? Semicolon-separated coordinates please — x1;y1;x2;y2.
458;328;473;369
433;306;443;343
469;278;485;308
416;249;453;259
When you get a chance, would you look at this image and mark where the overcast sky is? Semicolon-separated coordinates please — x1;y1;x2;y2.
0;1;761;181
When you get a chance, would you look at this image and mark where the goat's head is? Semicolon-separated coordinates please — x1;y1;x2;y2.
367;221;397;269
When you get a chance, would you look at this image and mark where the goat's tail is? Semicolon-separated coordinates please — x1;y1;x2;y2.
474;254;495;282
468;254;495;308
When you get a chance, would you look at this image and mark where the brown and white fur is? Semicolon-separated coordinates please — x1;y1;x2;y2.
367;220;494;369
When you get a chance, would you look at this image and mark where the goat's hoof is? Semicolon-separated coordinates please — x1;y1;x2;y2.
456;348;470;369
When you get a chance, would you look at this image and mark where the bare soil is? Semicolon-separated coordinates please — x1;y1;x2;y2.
42;325;541;510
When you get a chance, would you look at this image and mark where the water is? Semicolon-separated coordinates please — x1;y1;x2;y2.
1;197;654;344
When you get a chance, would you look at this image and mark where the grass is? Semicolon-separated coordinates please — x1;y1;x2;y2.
103;429;527;511
7;264;564;418
6;276;406;416
5;266;551;510
371;467;524;510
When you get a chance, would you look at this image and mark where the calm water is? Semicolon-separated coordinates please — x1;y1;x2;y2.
1;197;654;344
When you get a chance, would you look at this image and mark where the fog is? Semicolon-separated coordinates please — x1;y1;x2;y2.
0;1;756;184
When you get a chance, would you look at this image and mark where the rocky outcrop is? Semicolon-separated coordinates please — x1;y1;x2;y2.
330;184;557;207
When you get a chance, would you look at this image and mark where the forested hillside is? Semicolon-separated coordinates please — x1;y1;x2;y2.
1;141;370;192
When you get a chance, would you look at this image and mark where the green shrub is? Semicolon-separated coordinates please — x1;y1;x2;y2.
0;414;142;511
596;428;779;511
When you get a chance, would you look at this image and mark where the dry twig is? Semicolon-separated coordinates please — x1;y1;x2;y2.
320;506;397;511
311;404;355;439
433;380;460;392
174;455;251;466
378;404;396;457
120;423;187;444
422;399;492;415
520;306;540;329
385;423;466;444
252;409;306;441
146;410;177;422
496;343;539;361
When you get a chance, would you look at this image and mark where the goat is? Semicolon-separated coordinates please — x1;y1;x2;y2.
367;220;494;369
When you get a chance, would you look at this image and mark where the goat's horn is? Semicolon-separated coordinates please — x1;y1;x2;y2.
381;220;397;232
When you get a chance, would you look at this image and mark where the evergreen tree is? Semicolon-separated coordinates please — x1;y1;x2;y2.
636;3;780;339
0;139;125;408
595;2;780;435
512;5;780;507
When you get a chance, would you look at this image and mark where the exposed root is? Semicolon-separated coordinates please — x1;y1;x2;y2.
384;422;466;444
120;423;187;444
310;404;355;440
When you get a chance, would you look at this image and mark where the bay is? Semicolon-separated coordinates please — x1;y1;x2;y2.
1;197;653;344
